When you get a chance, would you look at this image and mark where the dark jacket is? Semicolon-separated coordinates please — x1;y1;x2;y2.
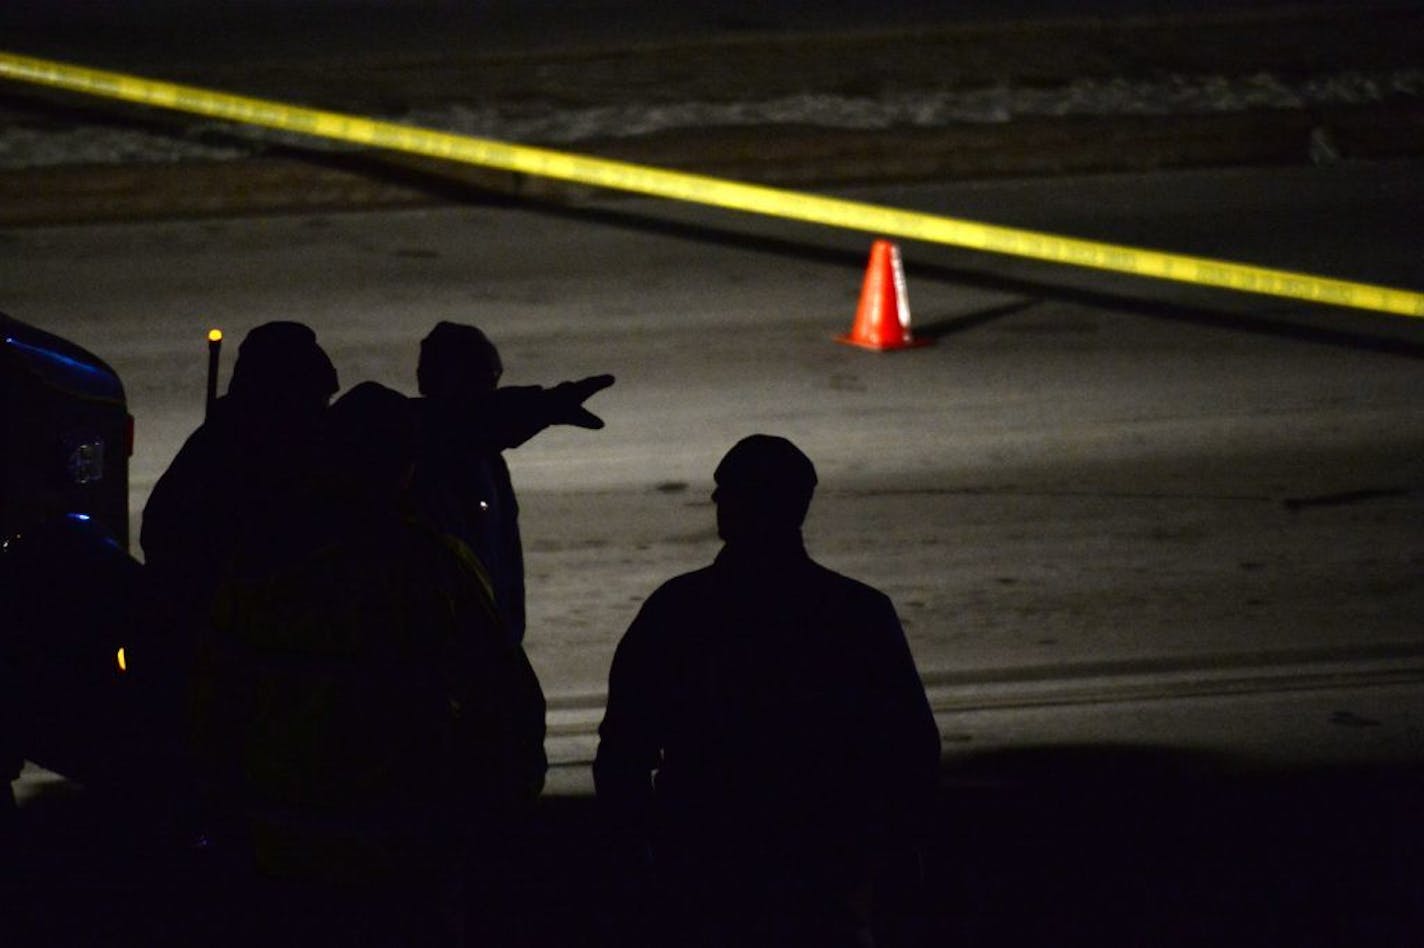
193;490;547;882
141;394;325;665
594;537;940;881
412;386;569;645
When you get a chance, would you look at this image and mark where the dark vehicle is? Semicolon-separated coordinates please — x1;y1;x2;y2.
1;312;130;547
2;312;155;807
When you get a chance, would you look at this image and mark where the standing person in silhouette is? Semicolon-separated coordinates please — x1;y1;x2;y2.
139;321;339;833
141;320;339;676
595;435;941;948
191;382;547;948
411;320;614;644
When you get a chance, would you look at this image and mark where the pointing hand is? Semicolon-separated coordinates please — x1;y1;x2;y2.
551;374;616;429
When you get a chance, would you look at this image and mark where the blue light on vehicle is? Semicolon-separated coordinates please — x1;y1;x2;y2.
7;335;100;374
63;512;122;549
4;334;124;400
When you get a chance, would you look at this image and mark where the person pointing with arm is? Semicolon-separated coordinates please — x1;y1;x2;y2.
410;320;614;644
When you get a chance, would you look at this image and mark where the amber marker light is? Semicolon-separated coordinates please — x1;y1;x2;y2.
205;327;224;419
116;647;128;673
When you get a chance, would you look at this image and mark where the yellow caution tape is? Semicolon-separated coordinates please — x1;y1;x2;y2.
3;50;1422;319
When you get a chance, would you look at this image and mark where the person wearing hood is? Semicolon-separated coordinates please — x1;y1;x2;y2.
191;382;546;947
141;320;339;660
138;322;339;825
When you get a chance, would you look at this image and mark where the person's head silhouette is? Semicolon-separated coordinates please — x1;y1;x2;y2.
712;435;818;545
417;321;503;403
228;321;339;411
323;381;417;500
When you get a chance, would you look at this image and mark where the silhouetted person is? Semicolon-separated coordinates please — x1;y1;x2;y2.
412;320;614;643
138;322;338;835
141;321;339;674
595;435;941;947
191;382;547;948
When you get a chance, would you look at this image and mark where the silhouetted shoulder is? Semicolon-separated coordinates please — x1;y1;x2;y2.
646;564;720;600
805;559;896;610
623;564;719;629
628;555;905;652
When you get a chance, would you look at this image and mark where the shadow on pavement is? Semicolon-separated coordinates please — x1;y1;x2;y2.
5;745;1422;946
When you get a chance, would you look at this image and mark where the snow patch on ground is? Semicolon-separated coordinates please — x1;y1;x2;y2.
2;69;1420;169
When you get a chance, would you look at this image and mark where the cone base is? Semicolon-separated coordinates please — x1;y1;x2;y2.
834;333;933;352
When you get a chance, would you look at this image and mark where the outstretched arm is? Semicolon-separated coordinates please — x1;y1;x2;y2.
489;374;616;449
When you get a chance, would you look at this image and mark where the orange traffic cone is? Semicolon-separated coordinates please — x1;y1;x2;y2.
836;240;931;351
